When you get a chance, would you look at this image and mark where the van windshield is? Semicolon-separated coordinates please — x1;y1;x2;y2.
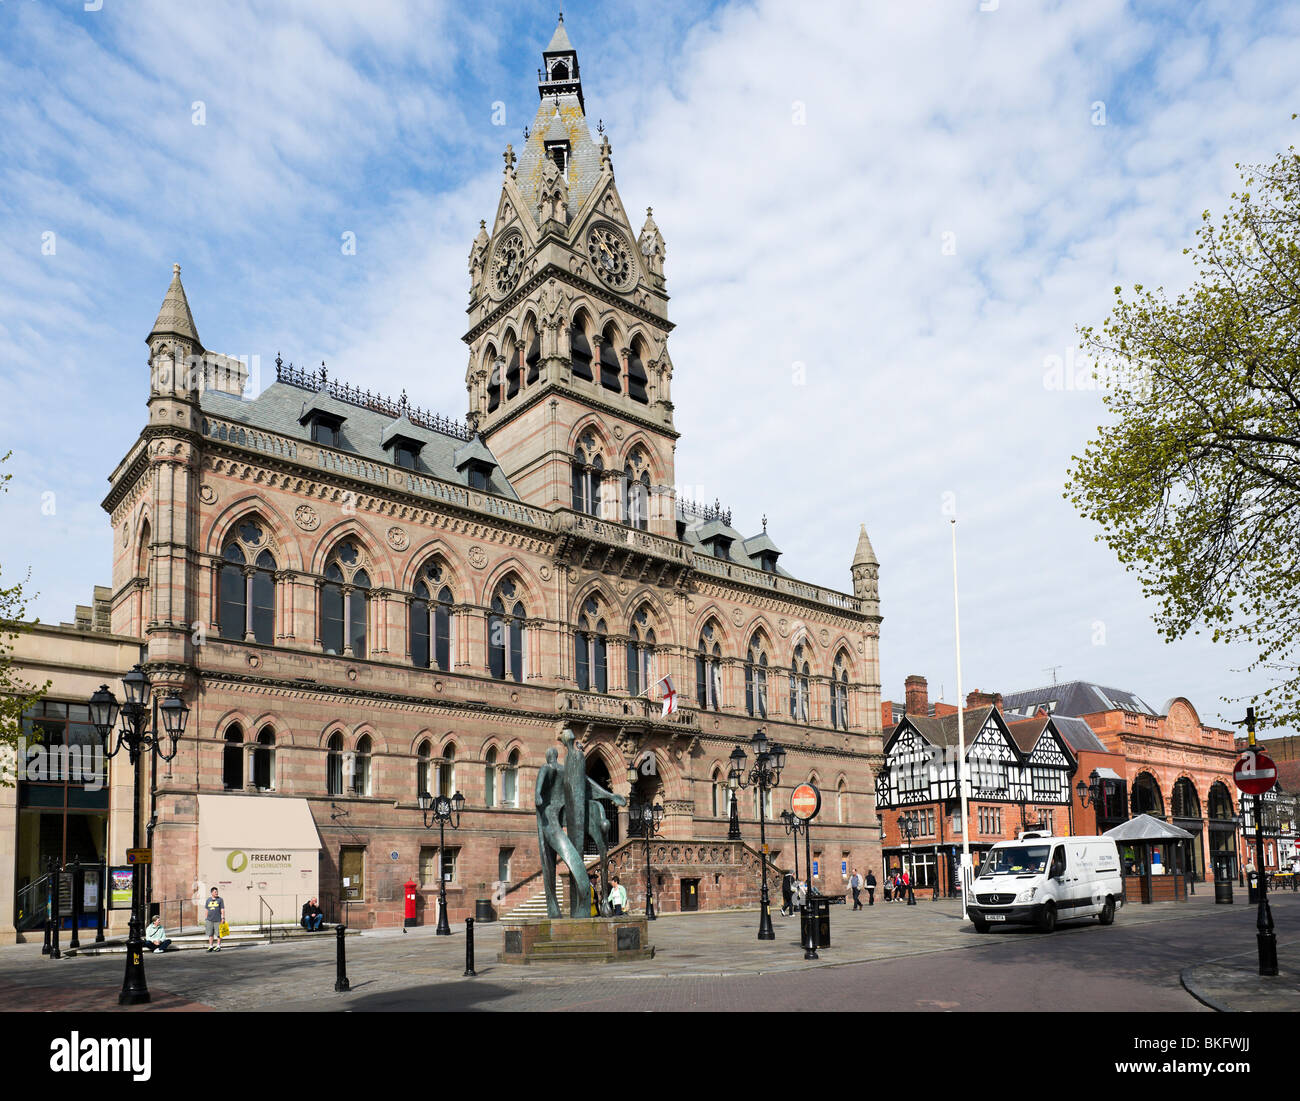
980;846;1050;877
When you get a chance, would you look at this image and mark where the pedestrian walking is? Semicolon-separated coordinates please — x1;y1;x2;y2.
865;869;876;906
781;872;794;916
850;868;863;910
204;887;226;952
609;876;627;916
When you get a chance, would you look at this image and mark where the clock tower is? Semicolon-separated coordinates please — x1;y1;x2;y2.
464;15;677;537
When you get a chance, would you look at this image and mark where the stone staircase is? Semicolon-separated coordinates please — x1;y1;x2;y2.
65;922;358;956
506;858;603;918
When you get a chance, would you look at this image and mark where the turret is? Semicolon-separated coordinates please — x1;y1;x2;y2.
851;523;880;615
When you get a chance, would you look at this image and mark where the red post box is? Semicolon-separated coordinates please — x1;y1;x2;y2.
404;879;418;927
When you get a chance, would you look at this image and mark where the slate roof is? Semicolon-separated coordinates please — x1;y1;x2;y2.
742;532;781;558
1051;715;1110;755
1274;759;1300;794
150;264;201;347
902;706;996;751
1001;680;1159;719
516;91;602;226
675;505;794;577
200;381;519;500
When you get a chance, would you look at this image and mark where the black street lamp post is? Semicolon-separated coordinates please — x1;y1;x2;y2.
1075;769;1103;835
780;809;804;882
418;789;465;935
89;666;189;1006
627;790;663;920
729;728;786;941
727;776;742;841
899;812;918;905
1235;707;1278;976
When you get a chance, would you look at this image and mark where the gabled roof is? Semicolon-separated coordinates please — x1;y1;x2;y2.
894;706;997;752
1051;715;1110;755
453;434;497;471
298;389;353;425
1001;680;1158;719
1005;716;1048;755
742;532;781;558
381;413;422;449
1274;759;1300;794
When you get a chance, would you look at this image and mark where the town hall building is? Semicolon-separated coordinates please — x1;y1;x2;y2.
11;17;886;931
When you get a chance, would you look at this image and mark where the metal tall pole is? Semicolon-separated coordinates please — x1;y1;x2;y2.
1243;708;1277;975
951;519;972;913
757;785;774;940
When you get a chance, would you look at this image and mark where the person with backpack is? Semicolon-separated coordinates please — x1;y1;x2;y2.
850;868;863;910
865;869;876;906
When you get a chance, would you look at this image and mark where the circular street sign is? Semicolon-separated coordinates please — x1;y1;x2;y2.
791;783;821;821
1234;750;1278;795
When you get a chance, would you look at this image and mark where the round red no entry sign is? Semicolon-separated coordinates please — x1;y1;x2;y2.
1234;750;1277;795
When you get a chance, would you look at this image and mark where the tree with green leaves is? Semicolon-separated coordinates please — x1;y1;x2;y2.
1066;125;1300;727
1;450;51;784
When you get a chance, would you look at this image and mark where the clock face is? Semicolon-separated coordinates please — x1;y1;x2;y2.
492;230;525;296
587;226;635;289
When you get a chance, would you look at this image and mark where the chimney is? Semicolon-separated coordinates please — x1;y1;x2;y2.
966;689;1003;711
905;675;929;716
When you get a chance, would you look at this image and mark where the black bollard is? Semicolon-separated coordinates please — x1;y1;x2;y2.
334;924;350;992
464;917;476;977
69;860;82;951
49;862;61;961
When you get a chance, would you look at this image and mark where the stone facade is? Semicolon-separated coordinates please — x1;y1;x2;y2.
85;19;884;930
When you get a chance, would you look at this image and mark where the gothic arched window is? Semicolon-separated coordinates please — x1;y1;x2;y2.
326;732;344;796
219;520;276;644
503;749;520;807
696;622;722;711
570;316;594;381
485;344;501;413
410;560;454;671
436;744;456;798
574;596;608;692
417;739;432;799
504;333;521;400
354;734;373;796
627;339;649;404
321;541;371;658
599;325;622;392
524;320;541;384
830;653;850;730
571;432;604;516
626;608;656;696
745;634;770;718
488;579;526;682
223;724;244;790
485;746;498;807
789;643;810;722
623;449;651;530
253;726;275;791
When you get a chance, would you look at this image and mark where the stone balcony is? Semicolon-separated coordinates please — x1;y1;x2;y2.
551;509;692;589
556;689;697;733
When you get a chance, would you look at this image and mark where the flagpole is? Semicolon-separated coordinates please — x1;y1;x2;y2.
952;518;971;919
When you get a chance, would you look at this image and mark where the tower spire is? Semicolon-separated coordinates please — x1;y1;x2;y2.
538;13;583;111
148;262;202;349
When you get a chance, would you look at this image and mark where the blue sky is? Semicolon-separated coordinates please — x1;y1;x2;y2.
2;0;1298;728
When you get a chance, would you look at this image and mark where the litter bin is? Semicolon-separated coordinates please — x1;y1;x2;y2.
474;898;496;923
800;898;831;948
1247;871;1260;904
1213;877;1233;905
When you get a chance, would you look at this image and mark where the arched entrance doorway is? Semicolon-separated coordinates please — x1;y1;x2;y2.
1131;772;1164;818
1207;781;1238;882
1171;777;1204;881
583;755;620;854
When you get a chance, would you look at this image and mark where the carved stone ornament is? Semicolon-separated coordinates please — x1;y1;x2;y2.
295;504;320;531
778;617;790;637
617;580;629;595
468;545;489;570
567;567;581;584
386;526;409;551
539;565;552;581
199;484;217;504
820;628;830;645
731;608;744;627
612;425;624;441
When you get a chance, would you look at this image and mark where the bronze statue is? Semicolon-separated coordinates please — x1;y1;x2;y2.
534;729;626;919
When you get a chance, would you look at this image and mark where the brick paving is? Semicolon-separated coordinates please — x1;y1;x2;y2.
0;892;1288;1012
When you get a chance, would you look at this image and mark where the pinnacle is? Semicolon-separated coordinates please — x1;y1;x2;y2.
853;523;878;567
148;262;201;348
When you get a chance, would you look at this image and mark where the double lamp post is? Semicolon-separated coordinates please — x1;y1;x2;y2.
418;789;465;935
729;727;785;940
89;665;190;1006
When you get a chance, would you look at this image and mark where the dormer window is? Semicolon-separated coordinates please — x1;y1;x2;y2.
546;140;570;175
394;442;418;470
711;538;732;561
299;391;350;449
466;462;492;491
310;415;342;448
759;552;778;573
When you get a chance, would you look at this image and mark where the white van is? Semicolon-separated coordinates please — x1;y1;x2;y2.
967;834;1124;933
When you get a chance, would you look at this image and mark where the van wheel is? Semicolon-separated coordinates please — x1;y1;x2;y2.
972;917;989;934
1098;897;1115;925
1038;902;1057;933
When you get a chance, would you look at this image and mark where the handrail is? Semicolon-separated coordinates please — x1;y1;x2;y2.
258;896;275;944
14;875;50;933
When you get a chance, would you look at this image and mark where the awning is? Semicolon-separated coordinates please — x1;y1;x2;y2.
197;794;321;851
1095;767;1122;780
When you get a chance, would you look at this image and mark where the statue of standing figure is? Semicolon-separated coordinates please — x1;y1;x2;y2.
535;728;627;919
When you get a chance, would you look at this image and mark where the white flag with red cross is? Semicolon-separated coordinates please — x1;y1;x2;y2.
655;674;677;717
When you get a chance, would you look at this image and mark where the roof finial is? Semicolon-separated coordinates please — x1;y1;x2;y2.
557;10;563;22
173;262;181;275
503;143;516;174
762;514;768;531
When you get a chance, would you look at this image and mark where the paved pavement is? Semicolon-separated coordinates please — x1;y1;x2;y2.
2;890;1296;1012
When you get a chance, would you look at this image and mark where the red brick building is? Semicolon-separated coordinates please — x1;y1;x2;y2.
874;677;1125;894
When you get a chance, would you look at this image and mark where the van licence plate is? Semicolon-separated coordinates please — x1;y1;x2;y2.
987;914;1006;922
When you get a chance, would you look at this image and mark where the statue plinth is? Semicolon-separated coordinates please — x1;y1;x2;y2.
498;915;654;965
